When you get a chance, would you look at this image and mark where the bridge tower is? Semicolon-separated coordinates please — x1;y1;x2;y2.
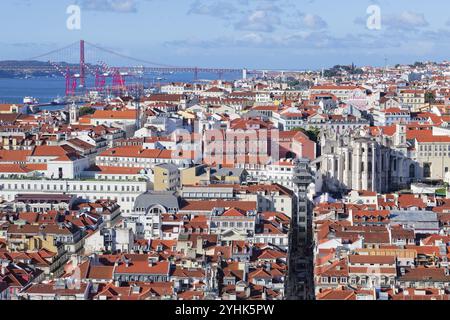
65;68;71;96
80;40;85;88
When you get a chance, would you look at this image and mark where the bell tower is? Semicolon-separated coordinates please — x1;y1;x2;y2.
69;102;79;125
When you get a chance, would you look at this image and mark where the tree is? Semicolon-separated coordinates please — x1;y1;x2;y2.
293;127;321;143
287;79;300;87
424;91;435;104
79;106;96;116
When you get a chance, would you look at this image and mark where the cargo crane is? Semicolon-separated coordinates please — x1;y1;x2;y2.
81;62;106;92
48;61;77;96
98;61;130;94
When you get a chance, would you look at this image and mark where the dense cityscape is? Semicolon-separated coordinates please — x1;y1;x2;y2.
0;59;449;301
1;0;450;306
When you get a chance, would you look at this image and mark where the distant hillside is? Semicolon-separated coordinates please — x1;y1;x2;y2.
0;60;78;78
0;60;51;66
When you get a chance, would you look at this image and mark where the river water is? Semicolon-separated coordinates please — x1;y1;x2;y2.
0;72;240;104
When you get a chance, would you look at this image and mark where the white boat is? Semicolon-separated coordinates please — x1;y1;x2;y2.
23;96;39;105
51;96;65;105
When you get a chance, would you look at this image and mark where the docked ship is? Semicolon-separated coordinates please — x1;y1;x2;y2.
23;96;39;105
51;96;66;105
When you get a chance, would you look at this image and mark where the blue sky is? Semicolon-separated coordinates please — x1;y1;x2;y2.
1;0;450;69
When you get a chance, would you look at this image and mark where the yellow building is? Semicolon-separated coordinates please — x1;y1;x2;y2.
153;163;180;191
180;164;210;187
210;167;247;184
7;229;60;253
399;89;426;111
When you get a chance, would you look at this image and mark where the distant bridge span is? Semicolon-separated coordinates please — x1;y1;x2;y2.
1;40;257;79
0;40;306;96
0;64;246;76
2;40;305;77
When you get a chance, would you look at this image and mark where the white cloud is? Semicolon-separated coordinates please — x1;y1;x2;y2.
383;11;429;29
77;0;138;13
234;9;281;32
354;10;429;31
188;0;239;19
300;13;328;30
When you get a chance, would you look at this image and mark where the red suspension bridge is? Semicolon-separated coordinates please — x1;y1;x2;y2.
1;40;261;96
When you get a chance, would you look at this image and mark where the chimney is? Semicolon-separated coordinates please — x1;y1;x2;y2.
392;284;397;295
70;255;78;268
1;260;8;274
262;288;267;300
245;286;251;298
92;253;99;266
147;256;159;267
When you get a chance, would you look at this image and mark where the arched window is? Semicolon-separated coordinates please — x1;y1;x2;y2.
147;204;167;215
